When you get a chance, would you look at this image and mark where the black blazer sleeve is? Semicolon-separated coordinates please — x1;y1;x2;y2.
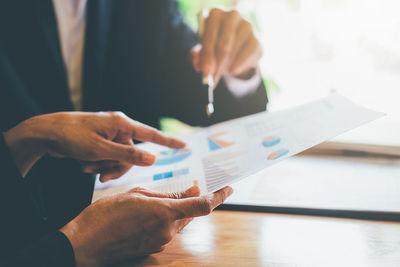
0;231;76;267
0;135;75;266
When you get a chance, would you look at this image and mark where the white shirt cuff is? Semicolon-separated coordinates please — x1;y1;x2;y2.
223;67;262;98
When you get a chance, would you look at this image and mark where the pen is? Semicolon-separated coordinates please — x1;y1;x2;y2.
198;10;215;117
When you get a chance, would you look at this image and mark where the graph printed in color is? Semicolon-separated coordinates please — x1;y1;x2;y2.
149;170;196;195
262;136;281;147
207;132;235;151
154;148;191;166
202;160;232;192
267;149;289;160
202;152;241;192
153;168;189;181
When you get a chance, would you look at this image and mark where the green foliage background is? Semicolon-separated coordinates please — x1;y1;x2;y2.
177;0;232;29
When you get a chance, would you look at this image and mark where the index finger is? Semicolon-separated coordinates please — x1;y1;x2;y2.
171;186;233;220
214;10;242;79
129;119;186;149
199;8;224;76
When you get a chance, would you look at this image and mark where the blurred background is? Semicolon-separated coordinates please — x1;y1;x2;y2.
172;0;400;147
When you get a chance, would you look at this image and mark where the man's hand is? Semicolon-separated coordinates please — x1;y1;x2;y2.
3;112;185;179
191;8;262;85
60;185;233;266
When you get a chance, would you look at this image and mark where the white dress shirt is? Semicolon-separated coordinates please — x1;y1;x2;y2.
52;0;261;111
53;0;87;110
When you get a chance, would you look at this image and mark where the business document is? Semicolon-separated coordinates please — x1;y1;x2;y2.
95;94;384;195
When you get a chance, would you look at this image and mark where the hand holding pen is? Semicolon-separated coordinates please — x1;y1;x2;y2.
190;8;262;116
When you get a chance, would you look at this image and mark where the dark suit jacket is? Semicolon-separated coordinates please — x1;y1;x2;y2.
0;0;267;265
0;134;75;266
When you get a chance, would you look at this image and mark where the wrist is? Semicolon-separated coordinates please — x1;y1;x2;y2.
3;115;52;177
61;218;96;266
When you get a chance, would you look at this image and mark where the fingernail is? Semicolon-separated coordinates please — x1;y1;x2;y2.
202;64;211;76
186;185;200;197
144;154;156;164
175;140;186;148
226;187;233;196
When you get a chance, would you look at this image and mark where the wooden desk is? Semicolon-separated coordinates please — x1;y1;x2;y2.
118;210;400;267
93;153;400;266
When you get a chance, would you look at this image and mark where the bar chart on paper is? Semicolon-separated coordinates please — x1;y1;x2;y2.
202;151;244;192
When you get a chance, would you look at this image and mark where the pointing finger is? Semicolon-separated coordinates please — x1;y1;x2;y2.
128;120;186;149
100;139;156;166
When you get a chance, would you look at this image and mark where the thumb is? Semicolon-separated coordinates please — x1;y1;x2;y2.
171;186;233;220
190;44;201;72
129;185;201;199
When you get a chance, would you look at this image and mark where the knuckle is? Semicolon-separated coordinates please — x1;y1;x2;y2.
107;111;125;125
242;20;252;32
210;8;223;17
129;186;146;193
126;147;136;158
115;111;126;117
169;192;180;199
229;9;240;19
108;111;121;118
134;152;144;163
149;130;158;143
113;111;128;122
197;198;212;215
217;42;231;56
221;189;229;202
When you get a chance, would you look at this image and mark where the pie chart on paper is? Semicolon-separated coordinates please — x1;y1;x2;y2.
267;149;289;160
154;148;192;166
262;136;281;147
207;132;235;151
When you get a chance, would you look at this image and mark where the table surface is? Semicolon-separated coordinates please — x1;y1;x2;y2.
92;153;400;267
115;210;400;267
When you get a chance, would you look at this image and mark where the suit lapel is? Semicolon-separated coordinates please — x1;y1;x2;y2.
36;0;70;96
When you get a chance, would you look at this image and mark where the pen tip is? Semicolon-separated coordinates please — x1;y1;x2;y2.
206;103;214;117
